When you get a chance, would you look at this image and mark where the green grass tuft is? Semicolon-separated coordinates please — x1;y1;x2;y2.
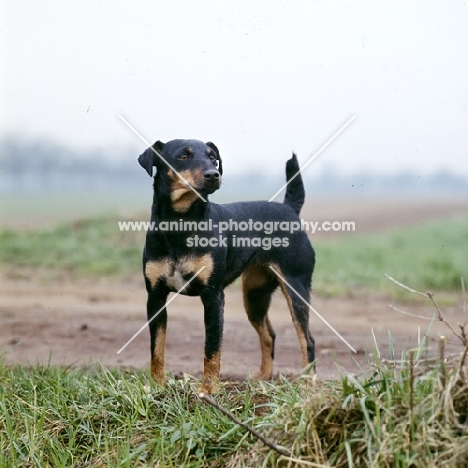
0;361;272;467
1;335;467;467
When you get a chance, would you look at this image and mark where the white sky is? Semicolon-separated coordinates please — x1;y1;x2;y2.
1;1;467;177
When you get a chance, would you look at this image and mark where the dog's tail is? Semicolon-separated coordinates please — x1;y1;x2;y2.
283;153;305;215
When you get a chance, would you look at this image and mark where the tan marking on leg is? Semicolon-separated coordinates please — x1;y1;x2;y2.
145;259;173;289
279;280;309;366
242;265;275;379
168;169;204;213
197;351;221;394
272;263;311;370
242;264;270;290
178;253;214;285
291;312;310;367
151;326;167;386
250;318;274;380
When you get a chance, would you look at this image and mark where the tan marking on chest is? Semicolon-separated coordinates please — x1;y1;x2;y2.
145;253;214;290
145;259;173;289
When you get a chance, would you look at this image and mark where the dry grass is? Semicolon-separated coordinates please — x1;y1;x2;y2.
234;279;468;467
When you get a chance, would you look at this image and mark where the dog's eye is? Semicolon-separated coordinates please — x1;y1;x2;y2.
209;155;217;162
178;154;189;161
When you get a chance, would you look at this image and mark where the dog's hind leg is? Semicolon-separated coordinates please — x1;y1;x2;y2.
242;265;278;380
278;274;315;371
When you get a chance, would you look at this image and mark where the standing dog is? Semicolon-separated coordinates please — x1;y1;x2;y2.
138;139;315;394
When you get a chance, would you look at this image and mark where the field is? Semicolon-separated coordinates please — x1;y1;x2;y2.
1;195;467;466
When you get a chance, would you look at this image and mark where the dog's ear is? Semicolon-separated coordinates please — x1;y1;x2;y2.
206;142;223;175
138;140;165;177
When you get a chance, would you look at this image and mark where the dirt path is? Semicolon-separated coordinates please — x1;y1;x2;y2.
1;276;465;381
1;196;466;382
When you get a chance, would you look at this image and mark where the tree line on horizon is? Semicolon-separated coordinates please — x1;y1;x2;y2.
0;135;466;194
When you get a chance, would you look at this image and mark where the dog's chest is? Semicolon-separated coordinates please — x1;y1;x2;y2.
145;254;214;292
165;265;186;290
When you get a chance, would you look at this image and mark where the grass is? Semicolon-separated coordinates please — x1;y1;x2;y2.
0;217;145;277
0;361;274;467
0;215;466;296
0;192;149;228
1;331;467;467
314;216;468;297
1;213;467;466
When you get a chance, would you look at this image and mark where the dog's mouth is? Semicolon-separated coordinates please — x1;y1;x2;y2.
177;179;221;196
200;178;221;193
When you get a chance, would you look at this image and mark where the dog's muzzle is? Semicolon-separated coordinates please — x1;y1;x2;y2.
203;170;221;191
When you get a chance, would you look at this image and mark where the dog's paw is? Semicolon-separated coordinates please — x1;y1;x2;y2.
150;372;166;389
250;370;273;381
197;378;219;395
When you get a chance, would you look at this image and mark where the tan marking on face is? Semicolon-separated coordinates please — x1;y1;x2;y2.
168;169;204;213
197;351;221;394
151;326;167;385
171;188;198;213
145;259;173;289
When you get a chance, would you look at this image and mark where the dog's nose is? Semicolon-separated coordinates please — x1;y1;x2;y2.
204;170;220;182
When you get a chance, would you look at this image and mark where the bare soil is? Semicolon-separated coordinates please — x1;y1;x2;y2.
1;197;466;382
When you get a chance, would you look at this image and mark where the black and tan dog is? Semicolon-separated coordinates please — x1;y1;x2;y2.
138;139;315;394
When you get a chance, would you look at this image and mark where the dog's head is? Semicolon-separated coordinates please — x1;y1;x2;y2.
138;139;223;212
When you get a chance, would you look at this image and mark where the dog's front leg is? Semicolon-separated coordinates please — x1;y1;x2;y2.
147;290;169;387
198;289;225;394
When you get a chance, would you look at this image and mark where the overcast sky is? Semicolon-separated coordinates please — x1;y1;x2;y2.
1;1;467;177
